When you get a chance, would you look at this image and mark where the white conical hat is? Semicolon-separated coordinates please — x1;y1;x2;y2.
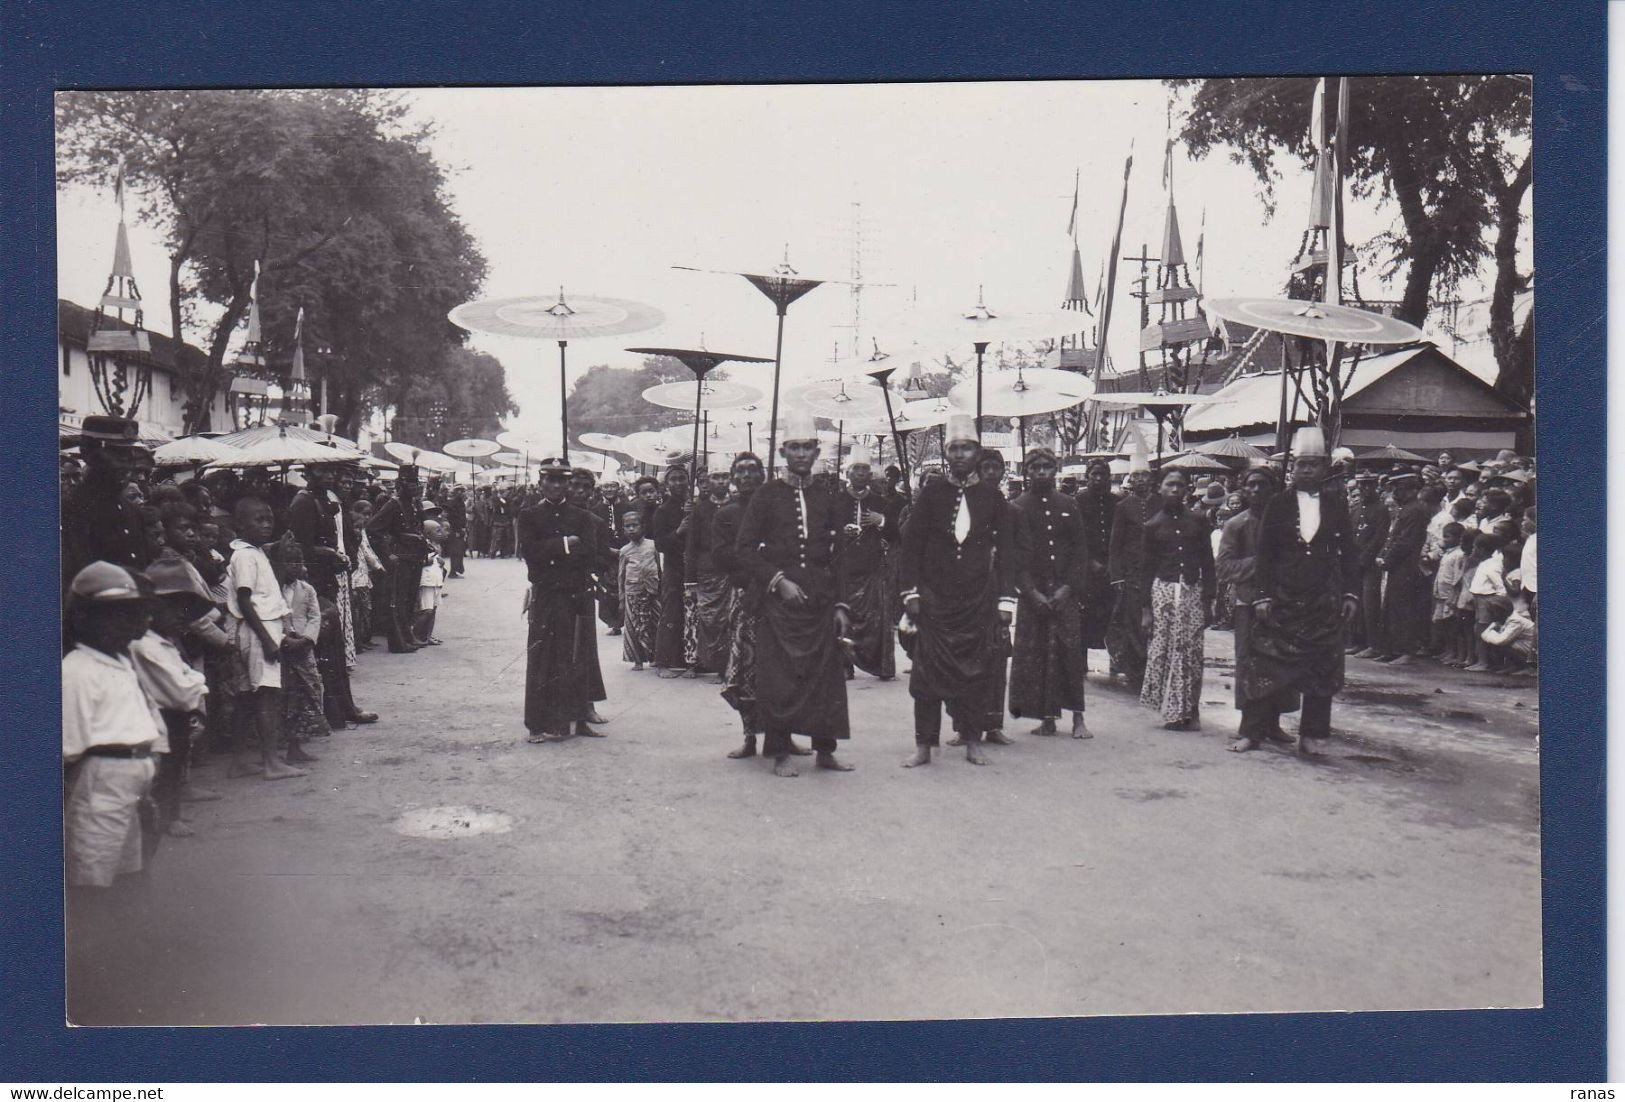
845;443;873;468
1292;425;1329;458
783;410;819;444
1126;443;1151;474
944;412;978;445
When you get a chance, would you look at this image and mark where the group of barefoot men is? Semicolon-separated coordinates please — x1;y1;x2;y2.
517;409;1355;773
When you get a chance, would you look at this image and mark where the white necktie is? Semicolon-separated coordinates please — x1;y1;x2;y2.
954;491;971;544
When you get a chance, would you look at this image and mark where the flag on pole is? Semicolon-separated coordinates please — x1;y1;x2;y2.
1066;167;1079;239
290;306;306;383
1094;149;1134;376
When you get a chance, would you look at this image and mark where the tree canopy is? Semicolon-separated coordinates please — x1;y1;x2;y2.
1168;76;1533;405
566;357;695;440
56;89;496;433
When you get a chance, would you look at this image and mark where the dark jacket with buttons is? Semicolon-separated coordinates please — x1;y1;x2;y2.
1136;504;1216;605
62;472;153;588
517;499;598;594
1012;489;1087;596
735;478;842;607
900;477;1015;602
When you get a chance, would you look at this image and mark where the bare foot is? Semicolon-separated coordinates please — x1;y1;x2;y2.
946;736;965;747
575;721;606;738
1228;737;1260;753
656;668;682;679
631;663;645;671
1071;715;1092;739
815;752;854;772
1297;738;1326;757
1031;720;1058;736
964;745;988;766
902;747;932;768
727;738;758;759
262;762;308;780
771;755;799;778
228;761;264;779
165;820;196;838
984;729;1014;746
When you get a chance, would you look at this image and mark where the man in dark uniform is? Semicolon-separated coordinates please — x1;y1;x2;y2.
651;464;692;677
900;414;1017;768
1347;470;1389;658
518;459;604;743
61;416;154;590
444;487;468;578
832;444;901;682
1217;466;1294;752
365;465;427;654
566;468;611;726
285;461;376;727
1072;457;1119;667
715;452;797;761
685;467;735;680
1375;469;1431;666
1242;427;1360;757
1106;451;1159;691
735;414;854;778
1008;448;1090;738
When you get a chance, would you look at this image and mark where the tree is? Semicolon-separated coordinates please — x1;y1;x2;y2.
389;347;518;449
566;357;694;440
56;89;488;433
1169;76;1533;405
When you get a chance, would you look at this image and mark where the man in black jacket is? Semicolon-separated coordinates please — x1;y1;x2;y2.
901;414;1016;768
518;459;603;743
1072;458;1119;666
1347;471;1389;658
1375;470;1431;666
651;464;692;677
285;460;376;726
1242;428;1360;756
735;416;854;777
61;416;154;593
1009;448;1089;738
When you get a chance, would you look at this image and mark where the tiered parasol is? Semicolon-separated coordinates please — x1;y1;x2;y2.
449;290;664;455
947;365;1096;468
628;345;772;479
1160;451;1232;473
444;438;502;459
209;426;365;469
1196;434;1269;463
1360;443;1429;464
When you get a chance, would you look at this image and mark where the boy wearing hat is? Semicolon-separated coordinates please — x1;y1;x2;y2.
517;459;605;743
1241;427;1360;756
735;413;854;776
900;414;1017;767
833;444;901;683
130;557;216;835
63;562;163;890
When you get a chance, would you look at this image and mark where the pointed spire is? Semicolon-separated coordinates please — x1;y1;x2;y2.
290;306;306;384
1063;242;1088;307
244;260;262;345
1161;201;1186;269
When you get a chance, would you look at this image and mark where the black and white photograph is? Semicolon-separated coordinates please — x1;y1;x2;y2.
55;76;1539;1027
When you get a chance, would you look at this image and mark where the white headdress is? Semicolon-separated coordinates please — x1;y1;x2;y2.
944;412;978;446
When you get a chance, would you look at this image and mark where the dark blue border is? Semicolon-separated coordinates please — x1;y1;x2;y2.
2;0;1604;1082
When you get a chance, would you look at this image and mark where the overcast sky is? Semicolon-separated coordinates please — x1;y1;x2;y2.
56;79;1523;441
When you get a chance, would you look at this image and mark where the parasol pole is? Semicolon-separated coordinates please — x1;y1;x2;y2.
767;307;787;474
973;341;989;437
558;341;570;460
691;370;706;482
836;420;844;473
702;410;710;473
870;366;911;502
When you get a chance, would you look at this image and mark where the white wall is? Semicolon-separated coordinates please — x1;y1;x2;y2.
57;338;229;436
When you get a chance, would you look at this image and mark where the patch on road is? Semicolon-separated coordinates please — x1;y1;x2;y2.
1113;788;1189;802
392;806;515;839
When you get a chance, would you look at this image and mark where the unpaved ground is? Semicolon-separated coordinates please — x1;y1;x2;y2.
67;556;1541;1025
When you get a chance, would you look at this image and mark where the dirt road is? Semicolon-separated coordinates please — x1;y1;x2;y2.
68;556;1541;1025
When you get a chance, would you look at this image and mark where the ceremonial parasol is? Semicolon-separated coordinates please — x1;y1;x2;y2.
450;290;664;456
566;449;622;477
360;454;398;471
948;365;1096;468
1200;298;1425;345
628;345;772;479
620;431;692;470
826;338;945;499
782;376;892;421
210;428;364;469
384;441;423;465
1091;389;1210;462
1360;443;1429;464
494;428;557;456
444;438;501;459
676;249;876;465
215;421;361;452
1196;434;1269;462
1160;451;1232;472
491;451;529;467
578;431;629;456
885;288;1090;433
153;435;241;468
